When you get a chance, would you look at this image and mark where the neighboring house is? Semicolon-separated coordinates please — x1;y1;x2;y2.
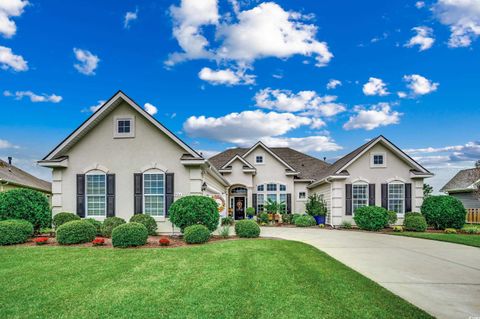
0;157;52;199
440;163;480;209
38;90;433;231
38;91;229;233
210;136;433;226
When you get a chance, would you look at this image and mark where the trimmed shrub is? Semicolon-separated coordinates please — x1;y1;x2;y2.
0;219;34;245
281;213;293;224
258;212;269;224
246;207;255;217
341;221;352;229
353;206;388;231
386;211;398;226
183;225;210;244
168;196;219;233
444;228;457;234
462;225;480;234
295;215;316;227
101;217;126;237
393;226;404;232
130;214;157;235
421;195;466;230
235;220;261;238
0;189;51;231
85;218;103;236
56;220;96;245
53;212;80;228
404;214;427;232
221;216;234;226
112;223;148;248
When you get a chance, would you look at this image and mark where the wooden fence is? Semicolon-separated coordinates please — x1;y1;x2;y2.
466;208;480;224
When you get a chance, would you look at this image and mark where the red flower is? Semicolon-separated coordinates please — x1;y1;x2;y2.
159;237;170;246
92;237;105;246
33;237;49;245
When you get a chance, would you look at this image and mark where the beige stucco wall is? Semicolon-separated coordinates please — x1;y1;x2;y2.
293;181;309;213
51;101;226;233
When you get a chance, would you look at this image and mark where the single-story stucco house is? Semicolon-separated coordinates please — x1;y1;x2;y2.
38;91;433;232
440;162;480;209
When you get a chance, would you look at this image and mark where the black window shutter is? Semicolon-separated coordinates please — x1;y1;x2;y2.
369;184;376;206
381;184;388;209
134;173;143;214
165;173;174;217
106;174;115;217
252;193;257;213
405;183;412;212
76;174;85;218
345;184;352;216
286;193;292;214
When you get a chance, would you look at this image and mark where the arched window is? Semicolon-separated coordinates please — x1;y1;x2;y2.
143;170;165;217
388;182;405;214
352;182;368;213
85;170;106;217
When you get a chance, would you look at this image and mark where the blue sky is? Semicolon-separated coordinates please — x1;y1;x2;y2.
0;0;479;192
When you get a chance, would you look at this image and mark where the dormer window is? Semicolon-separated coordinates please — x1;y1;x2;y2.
255;155;264;164
371;152;386;168
114;116;135;138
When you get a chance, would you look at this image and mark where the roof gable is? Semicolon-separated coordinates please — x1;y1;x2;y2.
243;141;297;172
221;154;255;169
440;168;480;192
42;91;202;161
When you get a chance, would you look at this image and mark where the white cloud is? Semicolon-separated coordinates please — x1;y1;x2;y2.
198;67;255;85
144;102;158;116
406;141;480;167
0;0;28;38
81;100;105;113
254;88;346;117
0;46;27;71
397;91;407;98
73;48;99;75
433;0;480;47
124;8;138;29
415;1;426;9
0;139;19;149
362;77;389;96
403;74;439;96
343;103;401;130
310;118;326;129
4;90;62;103
183;110;312;144
405;26;435;51
258;135;342;153
326;79;342;90
167;1;333;68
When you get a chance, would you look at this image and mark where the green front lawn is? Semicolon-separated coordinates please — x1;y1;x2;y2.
0;240;431;319
392;232;480;248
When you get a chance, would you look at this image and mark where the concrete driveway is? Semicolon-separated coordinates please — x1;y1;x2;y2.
261;227;480;319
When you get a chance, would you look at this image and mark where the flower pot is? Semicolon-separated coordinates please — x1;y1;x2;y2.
247;215;253;220
268;214;273;221
314;215;326;225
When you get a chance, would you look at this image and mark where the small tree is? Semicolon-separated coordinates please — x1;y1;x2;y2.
305;194;327;217
264;199;285;214
423;183;433;198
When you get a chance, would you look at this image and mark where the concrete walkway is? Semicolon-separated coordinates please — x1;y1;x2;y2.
261;227;480;319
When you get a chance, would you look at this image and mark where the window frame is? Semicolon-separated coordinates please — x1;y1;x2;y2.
255;155;264;164
85;171;107;219
388;182;405;215
113;116;135;138
370;152;386;168
352;182;369;214
142;171;166;219
298;191;306;200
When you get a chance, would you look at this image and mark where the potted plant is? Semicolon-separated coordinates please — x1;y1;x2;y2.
306;194;327;225
246;207;255;219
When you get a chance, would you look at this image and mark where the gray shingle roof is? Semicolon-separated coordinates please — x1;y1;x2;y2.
0;159;51;193
440;168;480;192
208;147;330;180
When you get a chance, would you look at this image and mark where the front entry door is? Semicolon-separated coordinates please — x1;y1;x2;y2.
234;197;245;220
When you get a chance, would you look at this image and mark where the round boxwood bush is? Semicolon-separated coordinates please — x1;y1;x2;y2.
129;214;157;235
353;206;388;231
421;195;466;229
111;222;148;248
101;217;126;237
0;188;51;231
85;218;103;236
295;215;316;227
53;212;80;228
183;224;210;244
0;219;34;245
404;214;427;232
235;220;260;238
168;196;219;233
56;220;96;245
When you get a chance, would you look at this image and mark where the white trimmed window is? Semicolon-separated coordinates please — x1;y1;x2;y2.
257;194;264;213
257;185;264;192
256;183;288;213
114;116;135;138
267;183;277;192
298;191;306;200
143;172;165;217
388;183;405;215
352;183;368;213
255;155;264;164
370;152;386;167
86;171;106;217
